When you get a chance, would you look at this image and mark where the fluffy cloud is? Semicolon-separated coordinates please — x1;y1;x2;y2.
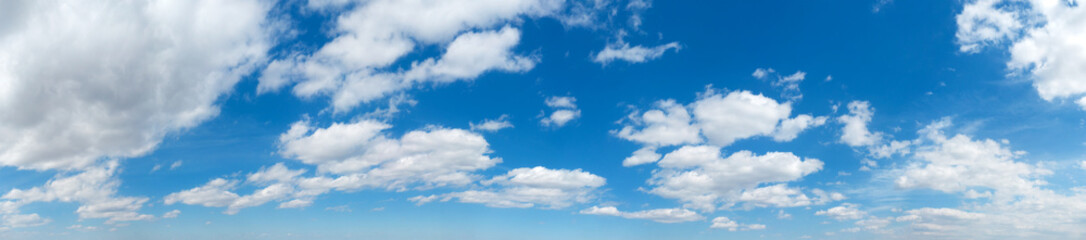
881;118;1086;238
593;42;681;64
895;119;1045;196
470;115;514;132
710;216;764;231
2;161;154;225
615;89;825;166
816;203;867;221
956;0;1086;109
615;100;701;147
418;166;606;209
258;0;561;112
278;119;500;187
692;90;794;146
168;120;504;214
581;206;704;223
837;101;882;147
0;0;274;170
541;96;582;128
647;146;825;212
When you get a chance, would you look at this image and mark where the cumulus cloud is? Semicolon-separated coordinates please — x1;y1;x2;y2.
593;42;681;65
838;101;882;147
541;96;582;128
581;206;704;223
872;118;1086;238
710;216;764;231
417;166;606;209
647;146;825;212
615;89;826;166
615;100;701;147
895;118;1044;196
0;0;275;170
277;119;500;186
2;161;154;226
168;120;504;214
956;0;1086;110
470;115;514;132
258;0;561;112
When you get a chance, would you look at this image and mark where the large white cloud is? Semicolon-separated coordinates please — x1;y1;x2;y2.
615;89;826;167
0;0;275;170
956;0;1086;110
278;119;501;187
647;146;827;212
258;0;561;112
877;118;1086;238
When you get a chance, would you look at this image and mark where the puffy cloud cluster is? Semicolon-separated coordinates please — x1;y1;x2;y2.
258;0;565;112
166;119;502;214
0;0;275;171
580;206;704;223
956;0;1086;110
277;119;501;186
416;166;606;209
2;161;154;227
648;146;832;212
615;89;827;167
168;120;607;214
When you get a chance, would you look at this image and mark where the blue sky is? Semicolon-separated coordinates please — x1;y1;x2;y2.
2;0;1086;239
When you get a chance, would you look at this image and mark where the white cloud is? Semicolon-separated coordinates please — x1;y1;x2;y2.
895;119;1043;196
422;166;605;209
67;224;98;231
162;210;180;219
773;115;828;142
837;101;882;147
752;68;775;79
470;115;514;132
615;89;824;169
2;214;49;228
169;161;183;170
957;0;1086;110
0;0;274;170
879;118;1086;238
169;119;506;214
580;206;704;223
278;119;500;187
2;161;154;224
593;42;681;64
615;100;701;147
258;0;560;112
648;146;824;212
622;147;663;167
710;216;764;231
738;184;817;208
816;203;867;221
693;90;821;146
751;68;806;100
541;96;581;128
